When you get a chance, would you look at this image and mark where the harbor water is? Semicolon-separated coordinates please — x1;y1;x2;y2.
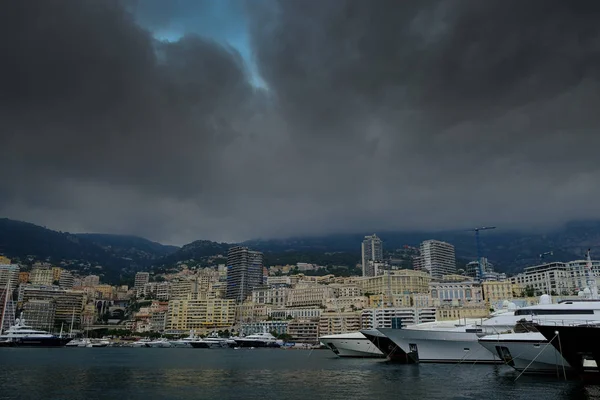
0;348;598;399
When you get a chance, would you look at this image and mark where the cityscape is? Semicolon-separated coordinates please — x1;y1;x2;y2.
4;0;600;398
2;234;598;345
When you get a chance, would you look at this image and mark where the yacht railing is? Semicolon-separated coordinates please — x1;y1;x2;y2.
531;318;600;327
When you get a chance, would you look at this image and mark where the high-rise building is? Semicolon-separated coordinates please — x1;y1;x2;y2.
134;272;150;292
0;263;20;290
361;234;383;277
225;246;263;302
29;267;54;286
466;258;494;279
59;271;75;289
419;240;456;279
23;299;56;330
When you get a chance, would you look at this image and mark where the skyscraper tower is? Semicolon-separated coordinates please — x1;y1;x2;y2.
226;246;264;302
361;234;383;277
419;240;456;279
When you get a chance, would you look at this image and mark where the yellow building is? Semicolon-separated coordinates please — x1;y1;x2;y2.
318;310;362;335
482;280;514;303
0;256;11;264
360;269;431;296
166;297;236;332
94;284;114;300
29;267;54;286
52;267;63;283
19;272;29;284
436;304;489;321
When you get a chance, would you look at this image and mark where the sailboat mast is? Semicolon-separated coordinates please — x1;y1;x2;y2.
0;280;10;336
69;307;75;337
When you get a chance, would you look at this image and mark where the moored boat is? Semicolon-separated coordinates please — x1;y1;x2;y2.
319;331;384;358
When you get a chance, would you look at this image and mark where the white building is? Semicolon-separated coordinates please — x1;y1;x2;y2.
134;272;150;292
511;260;600;295
251;287;289;307
360;307;436;329
420;240;456;279
429;281;484;305
361;234;383;277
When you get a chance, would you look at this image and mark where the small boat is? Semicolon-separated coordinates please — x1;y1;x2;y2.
233;332;282;348
146;338;172;348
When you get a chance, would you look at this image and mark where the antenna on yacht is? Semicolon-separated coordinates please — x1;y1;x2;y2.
585;249;598;300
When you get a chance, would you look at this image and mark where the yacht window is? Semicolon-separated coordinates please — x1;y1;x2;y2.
514;309;594;316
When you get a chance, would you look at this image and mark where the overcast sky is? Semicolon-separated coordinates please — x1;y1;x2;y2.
2;0;600;245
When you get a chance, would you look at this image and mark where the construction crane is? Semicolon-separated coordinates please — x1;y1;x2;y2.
466;226;496;281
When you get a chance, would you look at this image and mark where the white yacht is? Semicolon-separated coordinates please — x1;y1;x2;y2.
202;333;236;348
479;300;600;373
66;338;91;347
378;316;508;363
146;338;172;348
170;331;201;348
0;315;72;347
233;332;282;348
319;332;384;358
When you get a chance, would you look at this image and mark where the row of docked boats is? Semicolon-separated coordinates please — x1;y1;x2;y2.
321;296;600;378
127;332;282;348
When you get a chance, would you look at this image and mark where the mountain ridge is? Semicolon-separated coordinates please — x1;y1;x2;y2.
2;217;600;282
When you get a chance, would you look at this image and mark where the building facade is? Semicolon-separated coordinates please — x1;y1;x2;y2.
134;272;150;292
420;240;456;279
361;234;383;277
225;246;264;302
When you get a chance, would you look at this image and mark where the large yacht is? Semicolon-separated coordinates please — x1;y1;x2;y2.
233;332;282;348
0;315;72;347
360;329;417;362
378;316;509;363
479;300;600;373
319;331;384;358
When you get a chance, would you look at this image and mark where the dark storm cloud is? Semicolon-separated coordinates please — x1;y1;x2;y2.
2;0;600;243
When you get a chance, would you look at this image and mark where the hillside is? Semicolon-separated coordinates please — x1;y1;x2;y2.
2;217;600;282
76;233;179;260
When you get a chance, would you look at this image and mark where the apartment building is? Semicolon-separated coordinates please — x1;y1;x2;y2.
29;267;54;286
251;287;289;307
166;297;236;332
361;234;383;277
482;280;513;303
429;281;483;305
359;269;431;296
419;240;456;279
269;308;322;320
134;272;150;292
22;299;56;330
360;307;436;329
318;310;362;335
286;285;335;308
510;260;600;295
58;271;74;289
226;246;264;302
287;320;319;344
0;263;19;289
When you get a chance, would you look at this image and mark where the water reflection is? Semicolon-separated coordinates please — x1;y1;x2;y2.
0;348;594;400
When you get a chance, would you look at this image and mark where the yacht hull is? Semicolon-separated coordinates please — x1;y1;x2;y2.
479;338;569;373
234;340;280;348
361;329;416;362
378;328;501;364
189;341;212;349
320;334;384;358
3;337;72;347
